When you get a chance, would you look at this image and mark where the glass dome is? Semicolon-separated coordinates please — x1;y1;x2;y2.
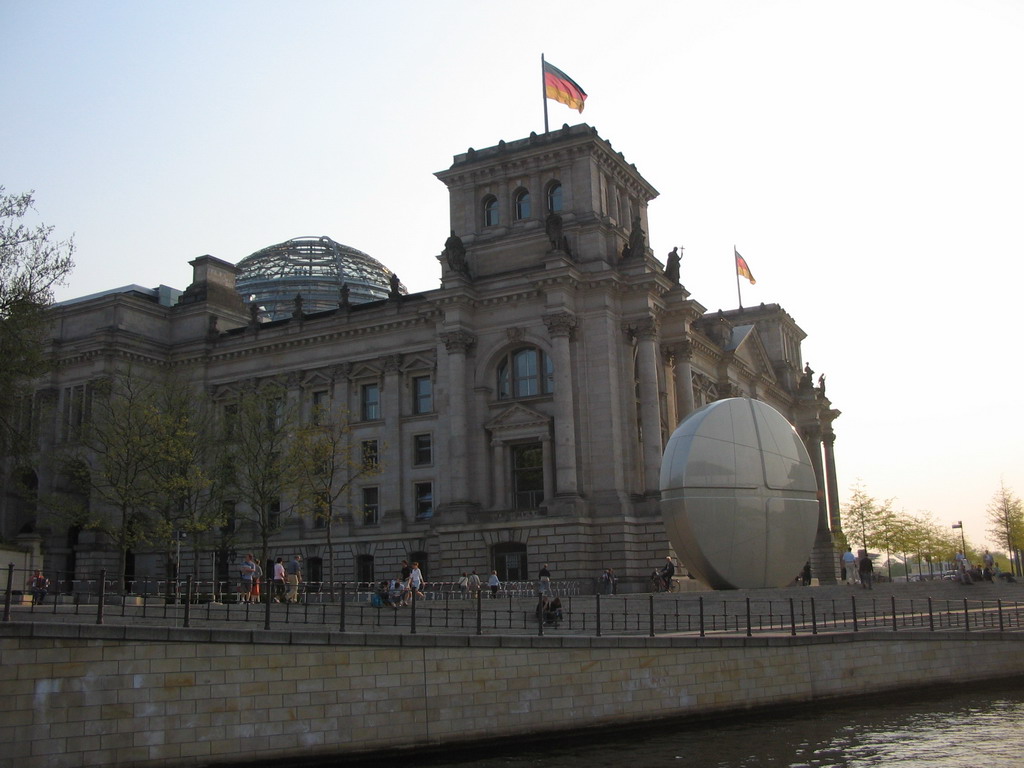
235;235;405;321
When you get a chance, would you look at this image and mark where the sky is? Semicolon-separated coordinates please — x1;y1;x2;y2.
3;0;1022;551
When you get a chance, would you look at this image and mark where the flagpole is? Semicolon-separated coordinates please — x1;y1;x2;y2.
541;53;549;134
734;246;743;310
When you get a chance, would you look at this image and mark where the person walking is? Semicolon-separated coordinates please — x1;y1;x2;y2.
285;554;303;603
841;547;858;585
487;570;501;598
272;557;286;602
468;570;481;597
239;554;256;603
410;561;426;600
858;551;874;590
538;564;551;595
599;568;617;595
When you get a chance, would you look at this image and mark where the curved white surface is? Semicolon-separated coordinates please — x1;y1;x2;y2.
660;398;819;589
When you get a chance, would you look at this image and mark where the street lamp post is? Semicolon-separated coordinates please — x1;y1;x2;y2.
952;521;966;566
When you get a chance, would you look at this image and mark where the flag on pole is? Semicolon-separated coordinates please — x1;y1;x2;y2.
735;249;756;284
543;61;587;113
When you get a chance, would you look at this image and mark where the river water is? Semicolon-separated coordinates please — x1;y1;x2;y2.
349;677;1024;768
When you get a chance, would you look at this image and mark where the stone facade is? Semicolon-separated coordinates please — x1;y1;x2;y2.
1;123;841;589
2;623;1022;767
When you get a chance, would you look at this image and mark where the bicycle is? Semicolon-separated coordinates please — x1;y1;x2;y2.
649;570;680;593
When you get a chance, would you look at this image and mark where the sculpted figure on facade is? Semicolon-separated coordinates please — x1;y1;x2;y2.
665;247;681;284
443;230;468;275
627;216;646;259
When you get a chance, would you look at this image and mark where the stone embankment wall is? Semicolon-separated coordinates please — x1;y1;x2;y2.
3;623;1023;767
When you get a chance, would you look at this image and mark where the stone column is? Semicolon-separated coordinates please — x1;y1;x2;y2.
802;423;836;584
543;312;579;497
822;426;841;534
491;439;507;509
541;434;555;503
331;363;352;421
674;340;696;423
634;317;663;495
382;354;403;518
441;331;476;504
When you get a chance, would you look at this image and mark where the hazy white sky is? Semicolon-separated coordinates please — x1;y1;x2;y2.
3;0;1021;549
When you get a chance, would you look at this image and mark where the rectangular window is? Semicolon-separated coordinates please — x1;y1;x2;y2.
311;389;329;424
362;487;380;525
220;500;236;534
268;499;281;530
512;443;544;510
414;482;433;521
412;375;433;414
314;492;330;528
223;402;238;438
361;383;380;421
413;434;432;466
362;439;379;467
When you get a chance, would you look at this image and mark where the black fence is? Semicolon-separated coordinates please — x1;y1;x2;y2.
5;564;1024;638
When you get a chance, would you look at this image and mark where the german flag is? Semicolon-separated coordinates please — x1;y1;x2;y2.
544;61;587;113
735;249;756;284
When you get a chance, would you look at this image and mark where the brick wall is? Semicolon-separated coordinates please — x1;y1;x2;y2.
3;623;1023;767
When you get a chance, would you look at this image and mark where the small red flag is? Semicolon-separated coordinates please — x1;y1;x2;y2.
735;249;756;284
543;61;587;113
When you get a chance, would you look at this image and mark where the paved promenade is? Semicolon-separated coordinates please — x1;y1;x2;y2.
6;577;1021;638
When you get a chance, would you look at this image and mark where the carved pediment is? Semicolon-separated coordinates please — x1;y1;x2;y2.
727;325;777;381
485;403;552;439
400;352;437;373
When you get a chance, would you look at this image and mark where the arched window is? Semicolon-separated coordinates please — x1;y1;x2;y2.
547;182;563;213
483;195;499;227
514;189;531;220
497;347;554;399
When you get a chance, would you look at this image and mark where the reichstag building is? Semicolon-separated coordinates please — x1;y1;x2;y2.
2;123;842;590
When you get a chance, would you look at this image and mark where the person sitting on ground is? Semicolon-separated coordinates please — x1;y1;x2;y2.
545;597;563;626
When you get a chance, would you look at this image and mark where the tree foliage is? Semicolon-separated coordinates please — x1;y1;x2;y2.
289;406;381;594
0;187;75;458
841;480;894;552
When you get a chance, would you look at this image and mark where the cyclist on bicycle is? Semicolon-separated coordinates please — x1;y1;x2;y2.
659;557;675;590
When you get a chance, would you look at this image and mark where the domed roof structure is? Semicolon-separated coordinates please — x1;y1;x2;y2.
235;235;405;321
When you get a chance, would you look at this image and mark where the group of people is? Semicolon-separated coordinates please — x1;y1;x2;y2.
240;553;303;603
377;560;429;608
840;547;875;589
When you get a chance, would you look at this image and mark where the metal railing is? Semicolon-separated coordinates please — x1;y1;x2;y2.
5;564;1024;638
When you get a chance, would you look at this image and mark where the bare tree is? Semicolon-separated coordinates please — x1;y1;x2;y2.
289;407;381;597
221;382;301;593
64;371;169;592
147;379;229;596
987;482;1023;576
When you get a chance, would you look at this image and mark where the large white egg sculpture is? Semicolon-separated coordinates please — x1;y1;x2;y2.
660;398;819;589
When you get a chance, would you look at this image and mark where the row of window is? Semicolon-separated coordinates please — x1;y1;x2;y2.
360;481;433;525
350;542;531;583
235;543;533;585
482;182;563;227
357;348;554;419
